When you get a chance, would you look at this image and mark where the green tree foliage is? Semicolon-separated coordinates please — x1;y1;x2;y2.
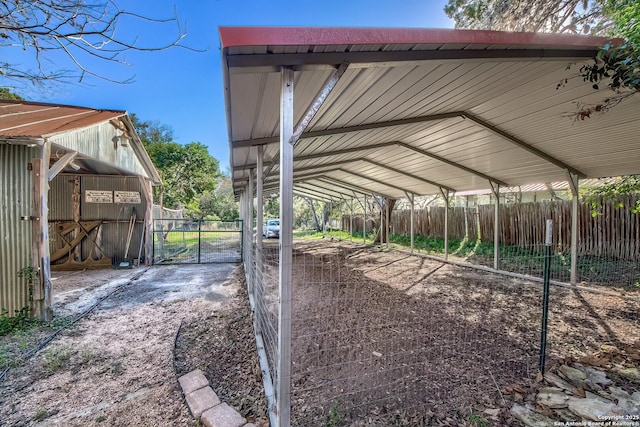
575;0;639;117
0;87;24;100
293;197;319;230
444;0;612;34
131;114;224;218
582;176;640;215
199;179;239;221
264;197;280;220
444;1;638;117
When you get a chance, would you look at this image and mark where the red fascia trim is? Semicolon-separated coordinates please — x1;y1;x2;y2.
219;26;613;50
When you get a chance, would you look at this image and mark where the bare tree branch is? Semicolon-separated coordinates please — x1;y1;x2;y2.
0;0;202;88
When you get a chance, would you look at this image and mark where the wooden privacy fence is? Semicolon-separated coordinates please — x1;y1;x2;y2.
342;195;640;261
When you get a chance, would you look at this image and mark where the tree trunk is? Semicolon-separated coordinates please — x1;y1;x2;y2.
305;198;322;231
373;197;396;244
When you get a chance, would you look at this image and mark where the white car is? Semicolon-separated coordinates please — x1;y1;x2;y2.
263;219;280;238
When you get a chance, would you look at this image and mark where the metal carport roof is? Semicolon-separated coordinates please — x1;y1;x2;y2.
220;26;640;200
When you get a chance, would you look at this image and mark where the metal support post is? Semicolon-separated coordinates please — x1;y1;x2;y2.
568;173;579;284
539;219;553;373
491;182;500;270
363;195;367;244
379;198;384;246
277;66;294;427
350;199;354;242
407;192;415;253
198;219;202;264
385;198;390;249
440;189;449;260
338;199;343;240
256;146;264;295
248;168;254;251
242;190;248;266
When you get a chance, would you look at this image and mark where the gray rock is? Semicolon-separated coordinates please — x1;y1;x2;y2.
617;367;640;382
558;365;587;387
585;391;613;404
583;378;603;392
567;396;621;421
537;387;569;409
483;408;500;417
579;365;612;387
510;404;555;427
544;372;580;395
609;387;640;416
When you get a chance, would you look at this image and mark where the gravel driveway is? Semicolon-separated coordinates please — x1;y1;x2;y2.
0;264;238;426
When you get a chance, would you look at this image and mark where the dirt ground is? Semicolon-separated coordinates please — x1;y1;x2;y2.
0;264;267;427
1;240;638;426
286;240;640;426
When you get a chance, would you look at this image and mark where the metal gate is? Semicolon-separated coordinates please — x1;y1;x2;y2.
153;219;243;264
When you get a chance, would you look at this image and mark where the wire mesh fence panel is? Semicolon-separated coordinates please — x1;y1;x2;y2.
198;220;243;263
153;219;242;264
546;285;640;363
253;243;280;391
348;195;640;289
290;240;545;426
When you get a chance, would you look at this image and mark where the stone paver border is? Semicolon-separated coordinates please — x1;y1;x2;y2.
178;369;255;427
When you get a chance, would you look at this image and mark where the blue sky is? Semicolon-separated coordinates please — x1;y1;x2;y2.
4;0;454;172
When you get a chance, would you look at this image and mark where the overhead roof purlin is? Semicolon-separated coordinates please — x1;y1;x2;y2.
221;26;638;200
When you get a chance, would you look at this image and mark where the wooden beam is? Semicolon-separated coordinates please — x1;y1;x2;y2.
48;151;77;181
31;143;53;320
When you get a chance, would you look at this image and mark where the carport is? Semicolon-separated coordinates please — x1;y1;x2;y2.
220;26;640;426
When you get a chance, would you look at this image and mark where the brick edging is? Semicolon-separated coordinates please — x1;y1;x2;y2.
178;369;256;427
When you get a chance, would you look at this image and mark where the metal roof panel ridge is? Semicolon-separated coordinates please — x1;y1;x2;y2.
218;26;614;49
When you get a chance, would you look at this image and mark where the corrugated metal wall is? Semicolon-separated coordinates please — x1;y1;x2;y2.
0;144;34;314
50;123;149;177
49;174;150;267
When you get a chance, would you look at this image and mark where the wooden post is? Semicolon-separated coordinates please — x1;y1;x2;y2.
73;175;81;262
277;66;294;427
145;180;153;265
137;177;154;266
31;142;53;320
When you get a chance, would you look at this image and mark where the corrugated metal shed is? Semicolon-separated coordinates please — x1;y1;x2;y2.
0;144;35;315
0;101;160;318
0;101;161;183
221;27;640;199
0;102;123;137
49;174;149;265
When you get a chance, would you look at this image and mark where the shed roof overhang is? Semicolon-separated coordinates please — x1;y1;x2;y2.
0;101;161;184
221;26;640;200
